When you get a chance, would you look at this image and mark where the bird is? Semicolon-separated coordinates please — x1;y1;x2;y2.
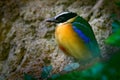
46;12;101;62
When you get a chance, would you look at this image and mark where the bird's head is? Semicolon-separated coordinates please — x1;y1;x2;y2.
46;12;77;24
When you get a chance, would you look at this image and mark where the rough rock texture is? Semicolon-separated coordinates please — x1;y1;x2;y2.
0;0;120;80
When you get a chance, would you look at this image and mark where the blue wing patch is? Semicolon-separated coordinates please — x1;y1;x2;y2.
73;26;100;57
72;16;101;57
73;26;90;43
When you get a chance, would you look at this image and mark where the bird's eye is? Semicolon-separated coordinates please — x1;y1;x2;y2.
56;16;66;23
58;17;64;20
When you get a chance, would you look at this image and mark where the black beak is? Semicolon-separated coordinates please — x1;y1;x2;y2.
45;18;56;22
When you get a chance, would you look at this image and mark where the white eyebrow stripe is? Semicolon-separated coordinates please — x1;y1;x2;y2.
54;12;70;19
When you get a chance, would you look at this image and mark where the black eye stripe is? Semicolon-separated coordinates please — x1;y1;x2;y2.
54;12;77;23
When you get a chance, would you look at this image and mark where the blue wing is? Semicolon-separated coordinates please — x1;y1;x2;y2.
72;16;101;57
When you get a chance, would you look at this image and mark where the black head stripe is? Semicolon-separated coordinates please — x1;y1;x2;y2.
54;12;77;23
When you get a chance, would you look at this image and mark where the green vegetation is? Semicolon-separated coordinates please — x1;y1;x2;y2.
24;73;37;80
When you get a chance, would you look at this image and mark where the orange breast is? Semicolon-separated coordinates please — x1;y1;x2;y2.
55;23;91;60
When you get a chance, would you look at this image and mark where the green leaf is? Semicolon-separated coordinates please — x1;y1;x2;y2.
81;63;104;78
51;74;60;79
105;29;120;46
24;73;37;80
63;63;80;72
115;1;120;7
112;20;120;33
41;65;52;79
88;63;103;76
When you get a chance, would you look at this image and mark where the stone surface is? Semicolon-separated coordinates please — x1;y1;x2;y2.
0;0;120;80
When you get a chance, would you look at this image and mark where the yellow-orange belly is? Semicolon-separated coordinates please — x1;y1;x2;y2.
55;23;91;60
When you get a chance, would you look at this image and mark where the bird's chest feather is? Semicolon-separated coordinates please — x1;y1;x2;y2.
55;23;91;59
55;23;80;44
55;23;85;50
